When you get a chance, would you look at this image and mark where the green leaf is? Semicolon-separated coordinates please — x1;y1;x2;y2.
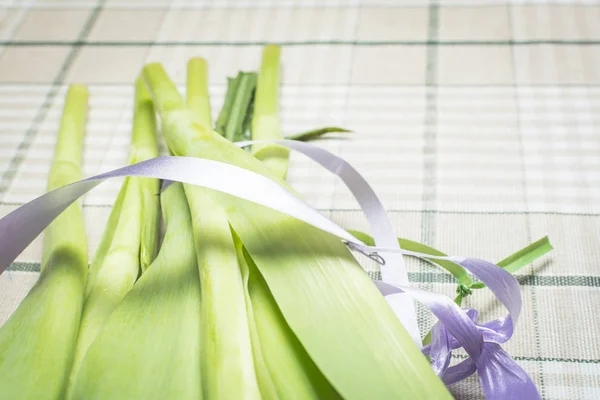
236;233;341;399
286;127;352;142
70;184;202;400
496;236;553;273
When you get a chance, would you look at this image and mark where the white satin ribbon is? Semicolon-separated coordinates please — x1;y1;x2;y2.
236;140;420;344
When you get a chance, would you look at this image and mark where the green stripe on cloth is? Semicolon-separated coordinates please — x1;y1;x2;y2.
452;353;600;365
7;264;600;287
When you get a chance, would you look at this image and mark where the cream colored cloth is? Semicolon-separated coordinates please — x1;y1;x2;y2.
0;2;599;399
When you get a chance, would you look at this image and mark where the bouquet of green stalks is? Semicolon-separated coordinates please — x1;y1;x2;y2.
0;44;552;400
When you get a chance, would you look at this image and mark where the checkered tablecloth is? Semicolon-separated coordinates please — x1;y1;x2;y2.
0;0;599;398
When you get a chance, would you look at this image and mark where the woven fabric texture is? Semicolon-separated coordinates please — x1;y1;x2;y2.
0;1;599;399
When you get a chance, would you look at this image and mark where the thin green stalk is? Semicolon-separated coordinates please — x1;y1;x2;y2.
217;70;350;145
251;45;289;179
215;72;256;147
0;85;89;399
187;57;212;129
70;183;202;400
185;62;261;399
226;72;257;142
143;63;451;400
215;75;241;135
469;236;553;289
68;78;160;392
240;87;255;143
495;235;553;273
130;77;161;272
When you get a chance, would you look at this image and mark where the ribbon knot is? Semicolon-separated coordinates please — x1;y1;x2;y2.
424;312;540;400
456;283;472;298
419;257;542;400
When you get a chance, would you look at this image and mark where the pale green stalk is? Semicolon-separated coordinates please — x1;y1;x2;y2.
130;77;161;272
185;62;261;399
143;63;451;399
187;57;212;129
251;44;289;179
67;78;160;392
0;85;89;399
70;183;202;400
189;192;261;399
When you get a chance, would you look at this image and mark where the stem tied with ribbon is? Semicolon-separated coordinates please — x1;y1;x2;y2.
0;139;548;399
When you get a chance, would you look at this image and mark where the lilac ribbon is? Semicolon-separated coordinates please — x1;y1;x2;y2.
422;258;539;399
0;140;539;398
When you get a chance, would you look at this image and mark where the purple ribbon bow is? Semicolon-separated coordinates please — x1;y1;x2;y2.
421;258;541;399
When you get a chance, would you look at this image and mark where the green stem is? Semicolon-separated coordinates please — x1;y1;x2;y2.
251;44;289;179
68;78;160;393
0;85;89;400
225;72;257;142
42;84;89;272
185;61;262;399
187;58;212;129
215;75;241;135
131;77;160;273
